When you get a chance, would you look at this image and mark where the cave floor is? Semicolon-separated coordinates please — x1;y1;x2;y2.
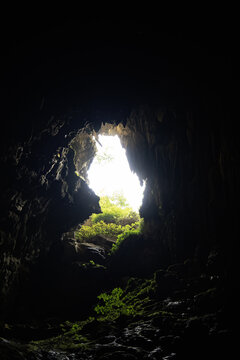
0;260;234;360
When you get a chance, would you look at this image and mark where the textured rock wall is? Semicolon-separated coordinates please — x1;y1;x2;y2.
115;104;238;270
0;117;100;317
0;100;238;318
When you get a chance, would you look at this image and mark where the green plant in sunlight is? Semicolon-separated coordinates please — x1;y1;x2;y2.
94;277;157;322
94;288;135;321
110;218;144;254
74;192;143;246
91;194;140;226
75;220;140;243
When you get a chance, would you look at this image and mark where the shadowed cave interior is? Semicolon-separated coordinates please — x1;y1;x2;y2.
0;24;237;359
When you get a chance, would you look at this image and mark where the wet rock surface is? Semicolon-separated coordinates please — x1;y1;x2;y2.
0;260;235;359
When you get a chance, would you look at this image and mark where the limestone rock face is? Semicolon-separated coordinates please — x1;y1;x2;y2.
0;118;101;317
0;26;237;320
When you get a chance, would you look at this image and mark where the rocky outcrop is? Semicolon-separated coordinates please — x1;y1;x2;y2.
0;258;235;359
115;105;238;271
0;118;100;318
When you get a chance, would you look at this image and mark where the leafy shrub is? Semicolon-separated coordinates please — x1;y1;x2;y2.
74;193;143;248
94;288;135;321
91;195;140;225
75;221;140;243
94;278;156;322
110;218;144;253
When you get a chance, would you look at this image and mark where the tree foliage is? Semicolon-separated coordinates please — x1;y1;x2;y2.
110;220;143;253
75;220;140;242
91;195;140;226
74;192;143;251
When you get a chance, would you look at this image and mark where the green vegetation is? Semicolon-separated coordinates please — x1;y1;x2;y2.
59;317;95;348
74;192;143;252
28;271;178;352
94;277;157;322
30;317;95;352
91;195;140;225
75;220;140;243
110;221;143;254
80;260;106;270
94;288;135;321
30;277;154;351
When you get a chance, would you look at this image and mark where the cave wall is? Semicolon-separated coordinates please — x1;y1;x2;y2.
0;25;237;318
1;104;238;318
117;103;238;269
0;117;101;317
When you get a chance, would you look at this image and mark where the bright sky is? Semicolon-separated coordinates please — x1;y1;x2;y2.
87;135;145;211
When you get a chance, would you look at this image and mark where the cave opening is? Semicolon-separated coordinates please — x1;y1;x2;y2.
71;132;145;254
87;134;145;212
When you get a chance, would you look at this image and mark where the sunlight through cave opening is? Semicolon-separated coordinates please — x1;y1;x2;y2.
87;135;145;212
